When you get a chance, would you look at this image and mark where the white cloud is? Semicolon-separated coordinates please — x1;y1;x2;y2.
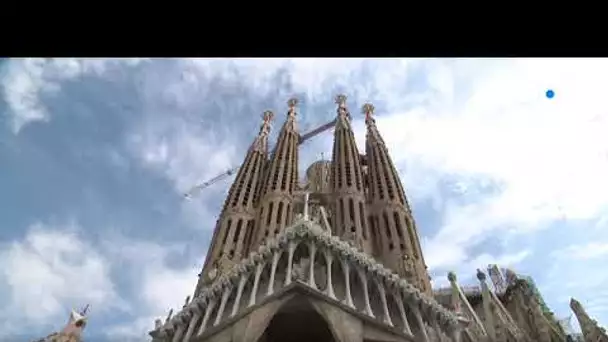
1;58;147;133
102;239;200;340
0;220;199;340
0;223;121;337
556;242;608;260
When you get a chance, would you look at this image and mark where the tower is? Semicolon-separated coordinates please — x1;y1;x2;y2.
329;95;371;254
362;103;432;295
251;98;300;248
194;111;273;296
570;298;608;342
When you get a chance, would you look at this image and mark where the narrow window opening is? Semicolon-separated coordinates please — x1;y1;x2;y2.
277;202;284;224
266;202;274;226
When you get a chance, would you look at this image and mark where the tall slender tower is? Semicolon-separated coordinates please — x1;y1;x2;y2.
570;298;608;342
252;98;300;247
329;94;371;254
194;111;273;296
363;103;432;294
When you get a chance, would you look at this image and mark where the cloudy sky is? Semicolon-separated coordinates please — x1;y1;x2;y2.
1;58;607;341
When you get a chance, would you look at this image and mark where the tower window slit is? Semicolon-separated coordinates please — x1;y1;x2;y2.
383;212;393;250
359;202;367;239
286;203;292;225
373;150;384;200
219;219;232;257
244;220;254;253
280;139;290;191
266;202;274;226
232;159;251;207
368;216;374;242
378;151;396;200
253;161;265;204
290;141;298;193
340;199;346;235
332;134;339;189
243;156;260;206
343;131;353;187
338;131;345;189
233;219;243;243
394;212;403;238
277;202;284;225
271;135;285;191
405;216;420;258
349;198;355;224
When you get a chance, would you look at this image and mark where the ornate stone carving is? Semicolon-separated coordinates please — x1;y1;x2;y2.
341;229;364;251
154;219;461;337
399;254;416;279
291;257;310;282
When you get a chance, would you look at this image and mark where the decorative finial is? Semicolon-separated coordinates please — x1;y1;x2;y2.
362;103;375;121
287;97;298;115
262;110;274;123
335;94;347;108
447;271;457;282
476;269;486;281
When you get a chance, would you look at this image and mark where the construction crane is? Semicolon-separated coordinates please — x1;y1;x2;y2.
184;118;337;200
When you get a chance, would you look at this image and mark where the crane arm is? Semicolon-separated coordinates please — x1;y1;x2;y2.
183;167;238;199
299;118;336;144
184;118;336;199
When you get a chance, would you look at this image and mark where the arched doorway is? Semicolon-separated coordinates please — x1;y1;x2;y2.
257;296;337;342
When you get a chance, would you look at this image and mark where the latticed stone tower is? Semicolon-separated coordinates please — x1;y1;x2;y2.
194;111;274;297
330;95;372;255
150;95;574;342
252;98;300;247
363;103;432;295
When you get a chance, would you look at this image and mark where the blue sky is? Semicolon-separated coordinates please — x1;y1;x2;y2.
1;58;607;341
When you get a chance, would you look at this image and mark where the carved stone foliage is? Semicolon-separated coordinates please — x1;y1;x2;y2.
153;217;460;337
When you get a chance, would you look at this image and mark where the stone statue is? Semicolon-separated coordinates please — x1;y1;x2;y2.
291;257;310;282
399;254;415;278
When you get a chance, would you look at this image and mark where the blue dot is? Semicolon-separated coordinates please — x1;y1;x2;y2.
546;89;555;99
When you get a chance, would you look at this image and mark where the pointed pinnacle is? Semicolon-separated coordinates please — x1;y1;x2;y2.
362;103;375;115
287;97;299;109
262;110;274;122
335;94;347;107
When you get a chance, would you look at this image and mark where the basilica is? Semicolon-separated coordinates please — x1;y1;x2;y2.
39;96;608;342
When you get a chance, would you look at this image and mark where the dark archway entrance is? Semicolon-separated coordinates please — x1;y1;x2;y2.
258;296;336;342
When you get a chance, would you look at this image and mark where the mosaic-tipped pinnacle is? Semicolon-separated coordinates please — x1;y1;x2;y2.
362;103;375;115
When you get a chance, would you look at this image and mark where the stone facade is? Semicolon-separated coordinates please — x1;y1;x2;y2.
146;95;603;342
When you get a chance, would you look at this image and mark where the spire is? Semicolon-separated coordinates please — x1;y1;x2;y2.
570;298;608;342
363;103;432;295
251;98;300;248
194;111;274;297
329;94;371;253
